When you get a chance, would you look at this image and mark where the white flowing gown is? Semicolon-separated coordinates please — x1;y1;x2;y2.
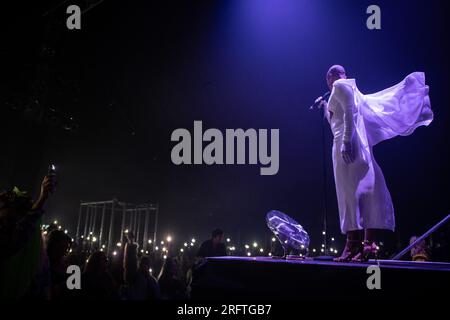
326;72;433;234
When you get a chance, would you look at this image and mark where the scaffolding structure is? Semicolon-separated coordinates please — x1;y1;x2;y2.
75;199;158;254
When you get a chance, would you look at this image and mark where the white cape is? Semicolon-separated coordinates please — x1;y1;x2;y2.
356;72;433;148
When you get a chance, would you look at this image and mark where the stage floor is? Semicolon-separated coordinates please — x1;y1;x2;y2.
208;256;450;271
191;256;450;300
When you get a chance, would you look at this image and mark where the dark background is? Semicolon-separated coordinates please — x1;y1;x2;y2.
1;0;449;250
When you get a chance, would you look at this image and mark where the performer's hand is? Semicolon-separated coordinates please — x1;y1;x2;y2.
341;141;354;164
313;96;327;109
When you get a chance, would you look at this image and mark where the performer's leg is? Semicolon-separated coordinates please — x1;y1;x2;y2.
333;230;363;262
352;228;381;262
364;228;380;242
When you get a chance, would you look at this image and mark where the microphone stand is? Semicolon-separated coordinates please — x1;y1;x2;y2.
320;106;332;258
313;94;333;260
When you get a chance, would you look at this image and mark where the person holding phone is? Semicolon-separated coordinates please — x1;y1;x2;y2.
0;171;57;298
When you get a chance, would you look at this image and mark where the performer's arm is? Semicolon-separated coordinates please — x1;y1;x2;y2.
334;82;355;163
335;82;355;143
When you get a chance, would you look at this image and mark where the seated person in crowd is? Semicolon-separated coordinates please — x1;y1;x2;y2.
196;228;227;258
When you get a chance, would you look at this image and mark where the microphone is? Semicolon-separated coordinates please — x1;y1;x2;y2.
309;91;331;110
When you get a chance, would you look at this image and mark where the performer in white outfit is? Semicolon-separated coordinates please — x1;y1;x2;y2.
319;65;433;261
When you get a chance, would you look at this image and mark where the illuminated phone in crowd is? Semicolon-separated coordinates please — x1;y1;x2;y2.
48;164;57;193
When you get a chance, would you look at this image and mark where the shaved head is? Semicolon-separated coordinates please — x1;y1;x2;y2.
326;65;347;89
327;65;346;77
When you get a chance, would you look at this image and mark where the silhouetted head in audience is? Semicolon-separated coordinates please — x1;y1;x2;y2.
211;228;224;246
158;257;178;280
139;255;151;273
85;251;108;274
46;230;71;264
0;188;33;221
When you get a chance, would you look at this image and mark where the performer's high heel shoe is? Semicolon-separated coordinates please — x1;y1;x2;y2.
351;240;379;262
333;239;362;262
